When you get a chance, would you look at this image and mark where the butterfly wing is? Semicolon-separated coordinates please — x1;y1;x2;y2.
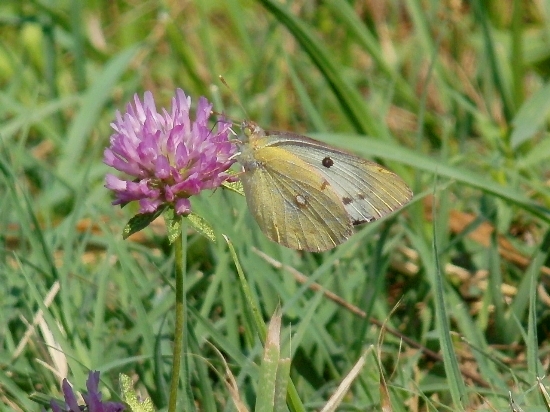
265;131;412;225
238;145;353;252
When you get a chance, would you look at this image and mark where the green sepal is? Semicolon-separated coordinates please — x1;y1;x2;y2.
122;205;166;239
165;209;217;245
187;212;216;243
222;178;245;196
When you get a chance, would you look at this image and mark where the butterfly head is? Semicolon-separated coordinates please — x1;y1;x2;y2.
240;120;265;143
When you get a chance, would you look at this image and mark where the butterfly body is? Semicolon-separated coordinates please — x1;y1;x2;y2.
236;121;412;252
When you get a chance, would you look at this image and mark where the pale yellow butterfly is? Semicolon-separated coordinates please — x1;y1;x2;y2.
235;121;412;252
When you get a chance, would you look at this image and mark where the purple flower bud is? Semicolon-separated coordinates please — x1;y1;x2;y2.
47;371;125;412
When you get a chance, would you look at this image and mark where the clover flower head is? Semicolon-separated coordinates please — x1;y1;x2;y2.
104;89;236;215
47;371;125;412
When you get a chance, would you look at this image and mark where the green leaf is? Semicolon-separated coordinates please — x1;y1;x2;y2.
222;179;245;196
122;207;165;239
166;210;217;245
187;212;217;243
120;373;155;412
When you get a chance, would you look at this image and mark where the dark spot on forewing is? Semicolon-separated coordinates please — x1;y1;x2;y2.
320;180;329;190
352;217;374;226
357;193;366;200
322;156;334;168
342;196;353;205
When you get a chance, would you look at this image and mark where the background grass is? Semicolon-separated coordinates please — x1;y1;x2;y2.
1;0;550;411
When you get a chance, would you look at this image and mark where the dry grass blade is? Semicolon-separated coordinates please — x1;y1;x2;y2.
320;348;372;412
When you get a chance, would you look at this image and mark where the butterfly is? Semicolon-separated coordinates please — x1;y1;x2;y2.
235;121;412;252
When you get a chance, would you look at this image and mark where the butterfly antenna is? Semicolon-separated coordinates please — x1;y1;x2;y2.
219;75;249;120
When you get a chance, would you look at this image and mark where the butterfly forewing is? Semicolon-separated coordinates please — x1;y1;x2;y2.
239;145;353;252
264;131;413;225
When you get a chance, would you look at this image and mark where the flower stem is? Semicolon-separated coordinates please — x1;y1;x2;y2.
168;216;188;412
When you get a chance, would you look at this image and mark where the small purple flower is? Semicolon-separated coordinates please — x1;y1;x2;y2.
47;371;125;412
104;89;236;215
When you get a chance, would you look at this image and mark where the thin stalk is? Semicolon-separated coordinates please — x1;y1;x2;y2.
168;217;189;412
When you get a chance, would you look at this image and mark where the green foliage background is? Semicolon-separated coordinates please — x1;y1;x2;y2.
1;1;550;411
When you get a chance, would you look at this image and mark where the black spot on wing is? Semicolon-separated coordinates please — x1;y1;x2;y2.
322;156;334;168
352;217;374;226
